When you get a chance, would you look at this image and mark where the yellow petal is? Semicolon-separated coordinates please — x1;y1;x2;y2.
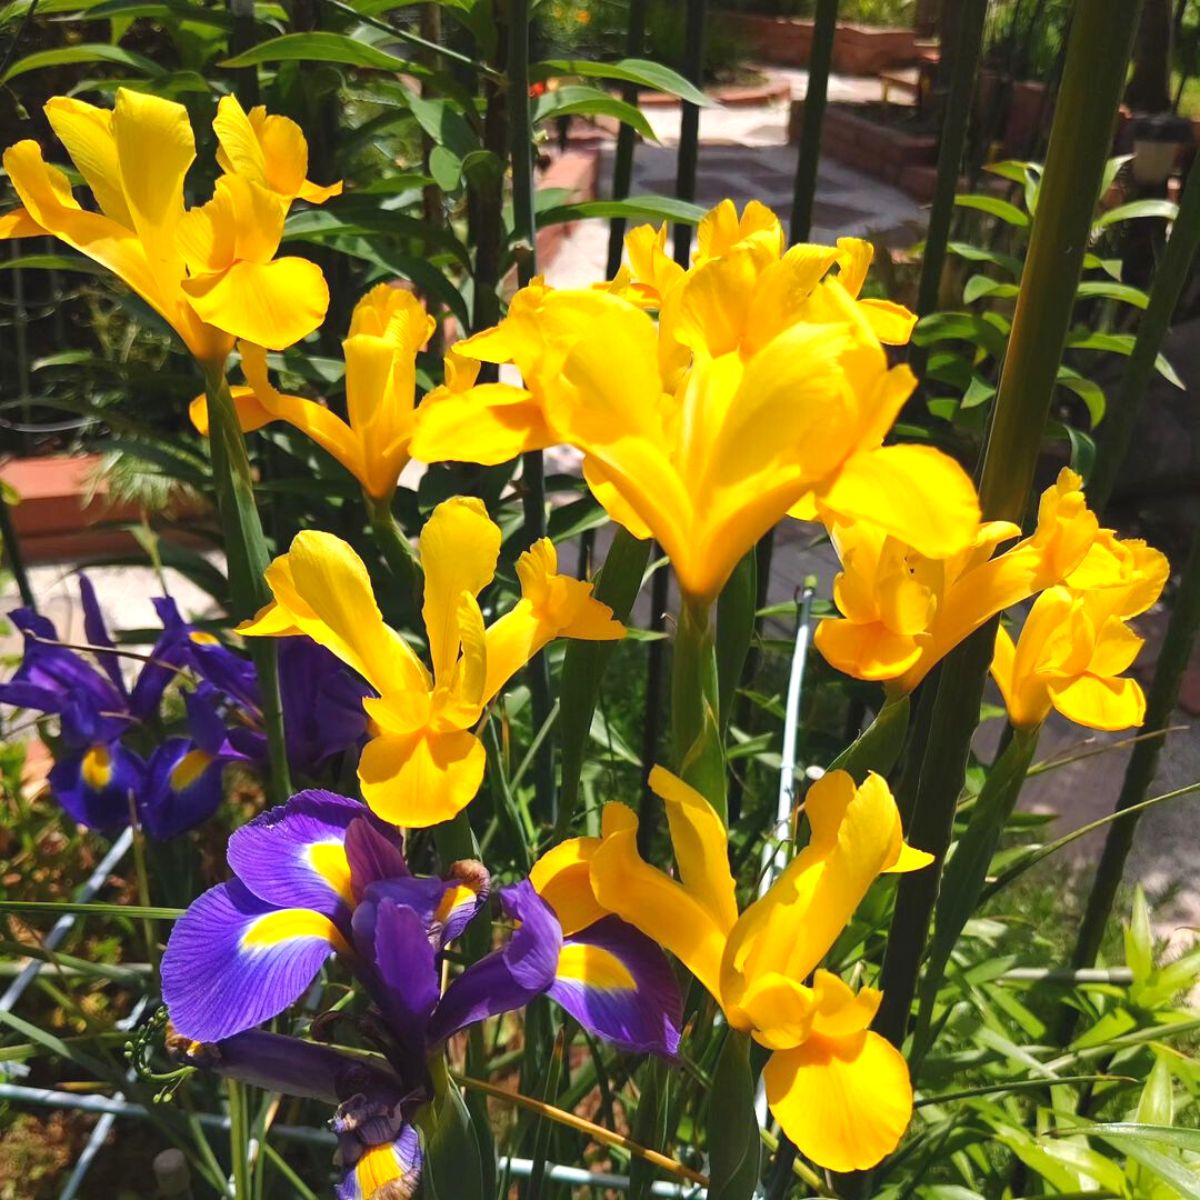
419;497;501;686
859;298;917;345
412;382;553;466
213;95;270;186
589;805;729;1003
181;256;329;351
0;206;43;238
816;444;981;560
648;766;738;933
1087;616;1144;677
809;969;882;1039
111;87;193;305
358;729;486;828
188;385;276;436
1050;674;1146;731
813;617;922;682
764;1030;912;1173
735;972;815;1049
529;838;606;937
43;97;134;227
243;531;429;697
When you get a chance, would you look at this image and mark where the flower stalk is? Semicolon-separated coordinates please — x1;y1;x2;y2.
201;365;291;805
671;597;726;821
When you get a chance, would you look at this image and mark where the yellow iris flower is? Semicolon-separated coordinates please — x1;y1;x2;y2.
816;468;1103;694
0;89;335;364
412;224;980;603
239;497;623;826
577;765;930;1172
190;284;437;500
991;531;1168;730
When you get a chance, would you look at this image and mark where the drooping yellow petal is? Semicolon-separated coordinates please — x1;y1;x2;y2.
808;970;881;1038
813;617;922;682
815;443;981;560
0;207;44;238
734;972;815;1049
589;803;729;1003
1049;674;1146;731
412;381;553;466
648;766;738;933
529;838;606;937
358;728;486;828
188;385;276;436
181;256;329;352
419;497;501;687
763;1030;912;1173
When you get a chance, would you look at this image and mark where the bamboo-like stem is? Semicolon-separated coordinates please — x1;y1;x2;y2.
605;0;649;278
1089;158;1200;512
456;1071;709;1186
671;0;706;266
910;0;988;382
874;2;1144;1050
788;0;837;242
671;596;726;820
508;0;555;825
202;366;291;805
1058;528;1200;1043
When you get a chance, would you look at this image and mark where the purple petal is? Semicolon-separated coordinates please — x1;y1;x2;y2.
435;861;491;950
346;818;409;902
138;738;225;841
227;790;394;918
78;574;129;699
427;881;562;1045
177;1030;395;1106
550;916;682;1058
49;742;142;833
278;638;370;773
354;897;440;1067
161;879;344;1043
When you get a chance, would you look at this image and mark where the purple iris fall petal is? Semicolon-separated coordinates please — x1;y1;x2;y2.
277;638;370;774
550;916;683;1058
138;738;226;841
346;818;410;902
228;791;396;919
427;880;563;1044
161;878;344;1043
49;741;143;833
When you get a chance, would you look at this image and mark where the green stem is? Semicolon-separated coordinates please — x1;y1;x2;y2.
1059;527;1200;1042
366;490;421;626
910;0;988;382
875;2;1144;1052
1090;140;1200;512
202;366;291;805
671;596;726;820
228;1078;250;1200
671;0;706;266
0;489;35;611
788;0;837;242
912;721;1041;1061
825;691;911;782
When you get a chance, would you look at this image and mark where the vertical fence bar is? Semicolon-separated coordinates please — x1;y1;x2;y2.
508;0;554;823
788;0;837;243
910;0;988;382
605;0;649;278
874;0;1145;1050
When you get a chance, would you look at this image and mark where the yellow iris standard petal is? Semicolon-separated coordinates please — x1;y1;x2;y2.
43;97;133;227
529;838;606;937
763;1030;912;1173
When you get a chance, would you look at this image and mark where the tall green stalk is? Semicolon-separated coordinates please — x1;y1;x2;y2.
672;597;726;819
875;1;1144;1049
605;0;649;278
366;492;421;626
1059;530;1200;1042
1089;150;1200;512
910;0;988;382
508;0;555;824
0;491;35;611
202;366;292;805
788;0;837;242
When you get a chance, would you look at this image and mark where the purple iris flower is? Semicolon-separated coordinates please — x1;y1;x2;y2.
162;790;682;1199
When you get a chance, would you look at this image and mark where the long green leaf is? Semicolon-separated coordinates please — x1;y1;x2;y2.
533;84;657;141
0;899;183;919
221;31;409;71
954;194;1030;227
538;195;706;228
532;56;711;106
706;1030;761;1200
1;43;163;82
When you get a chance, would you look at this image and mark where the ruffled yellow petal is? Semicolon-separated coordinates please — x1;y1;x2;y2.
419;497;501;686
589;803;729;1003
1050;674;1146;731
735;972;814;1049
648;766;738;933
43;97;133;227
813;617;922;681
859;298;917;344
764;1029;912;1173
412;382;553;466
529;838;606;937
358;728;486;828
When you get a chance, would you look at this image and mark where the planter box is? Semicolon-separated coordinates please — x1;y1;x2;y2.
789;100;937;193
1;453;206;563
722;12;917;75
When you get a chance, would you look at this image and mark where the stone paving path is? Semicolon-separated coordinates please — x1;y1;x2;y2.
3;67;1199;949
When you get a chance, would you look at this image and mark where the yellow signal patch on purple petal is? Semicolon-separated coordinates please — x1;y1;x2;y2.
81;744;114;791
307;840;354;907
556;942;636;991
170;748;214;792
242;907;350;956
188;630;221;645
